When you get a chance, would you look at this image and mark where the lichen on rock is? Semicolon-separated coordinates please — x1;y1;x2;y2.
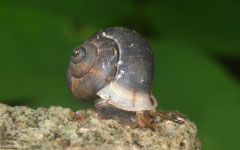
0;103;201;150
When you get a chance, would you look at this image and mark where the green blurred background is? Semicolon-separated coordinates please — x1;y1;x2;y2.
0;0;240;149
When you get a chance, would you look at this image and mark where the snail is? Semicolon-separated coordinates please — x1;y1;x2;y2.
66;27;184;128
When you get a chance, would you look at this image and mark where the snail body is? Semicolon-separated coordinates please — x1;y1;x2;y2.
66;27;159;127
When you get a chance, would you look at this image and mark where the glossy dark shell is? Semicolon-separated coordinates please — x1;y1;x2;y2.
99;27;154;92
66;27;154;106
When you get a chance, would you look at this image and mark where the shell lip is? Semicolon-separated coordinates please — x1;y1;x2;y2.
96;82;158;112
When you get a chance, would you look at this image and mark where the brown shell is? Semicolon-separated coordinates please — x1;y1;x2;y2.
66;35;119;100
66;27;157;111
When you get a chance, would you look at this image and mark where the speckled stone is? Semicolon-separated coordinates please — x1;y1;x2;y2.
0;103;201;150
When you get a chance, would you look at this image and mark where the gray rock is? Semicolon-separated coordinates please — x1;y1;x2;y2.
0;103;201;150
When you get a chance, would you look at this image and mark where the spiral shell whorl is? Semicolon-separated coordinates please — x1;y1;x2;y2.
66;35;119;100
66;27;157;111
69;44;97;78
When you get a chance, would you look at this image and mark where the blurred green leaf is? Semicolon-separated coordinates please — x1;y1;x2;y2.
151;38;240;150
1;0;134;26
146;0;240;57
0;1;94;109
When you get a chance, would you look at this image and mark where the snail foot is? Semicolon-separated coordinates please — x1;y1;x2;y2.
95;100;153;128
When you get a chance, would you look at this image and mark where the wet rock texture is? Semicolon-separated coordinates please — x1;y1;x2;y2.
0;103;201;150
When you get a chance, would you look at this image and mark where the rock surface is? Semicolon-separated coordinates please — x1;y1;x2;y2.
0;103;201;150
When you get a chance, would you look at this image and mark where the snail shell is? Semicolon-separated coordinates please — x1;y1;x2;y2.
66;27;157;111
